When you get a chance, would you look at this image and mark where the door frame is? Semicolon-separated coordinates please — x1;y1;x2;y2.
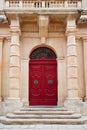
29;47;58;106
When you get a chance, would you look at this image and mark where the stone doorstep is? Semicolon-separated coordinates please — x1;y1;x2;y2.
20;107;67;111
14;110;74;115
0;117;84;125
6;113;81;119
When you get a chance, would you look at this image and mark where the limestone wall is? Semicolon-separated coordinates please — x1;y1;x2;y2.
0;24;86;106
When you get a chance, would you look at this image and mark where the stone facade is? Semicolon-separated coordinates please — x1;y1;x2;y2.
0;0;87;115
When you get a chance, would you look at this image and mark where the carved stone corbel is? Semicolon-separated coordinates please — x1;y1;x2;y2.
38;15;49;43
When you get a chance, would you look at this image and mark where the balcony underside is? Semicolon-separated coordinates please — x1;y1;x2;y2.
4;8;80;15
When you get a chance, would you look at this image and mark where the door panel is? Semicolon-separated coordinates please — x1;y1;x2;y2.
29;64;42;101
44;64;57;100
29;60;57;106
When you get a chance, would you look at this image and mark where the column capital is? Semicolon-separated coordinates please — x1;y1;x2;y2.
76;37;81;42
66;28;77;36
66;15;77;26
10;27;21;35
0;36;4;42
10;26;20;32
6;36;11;42
66;15;77;36
10;16;21;35
82;37;87;42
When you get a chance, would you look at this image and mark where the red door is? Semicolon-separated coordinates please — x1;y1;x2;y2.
29;58;58;106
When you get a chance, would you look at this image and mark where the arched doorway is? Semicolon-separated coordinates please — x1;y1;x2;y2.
29;47;58;106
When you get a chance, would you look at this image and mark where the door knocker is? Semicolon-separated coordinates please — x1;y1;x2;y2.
34;80;38;85
48;80;53;85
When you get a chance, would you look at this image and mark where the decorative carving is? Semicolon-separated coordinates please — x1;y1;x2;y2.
30;47;56;59
78;15;87;24
45;89;56;96
31;89;41;96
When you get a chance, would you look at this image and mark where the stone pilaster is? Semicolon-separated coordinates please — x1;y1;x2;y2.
9;27;20;99
64;16;81;112
0;37;3;115
4;17;22;114
66;20;79;100
83;38;87;101
0;37;3;101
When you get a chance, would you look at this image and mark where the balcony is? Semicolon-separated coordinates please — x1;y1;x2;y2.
5;0;82;9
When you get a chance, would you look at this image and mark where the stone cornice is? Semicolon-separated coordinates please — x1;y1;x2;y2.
76;34;87;41
22;32;65;38
0;35;11;40
76;34;87;40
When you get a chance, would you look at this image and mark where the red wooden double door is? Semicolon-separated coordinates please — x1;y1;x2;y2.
29;58;58;106
29;48;58;106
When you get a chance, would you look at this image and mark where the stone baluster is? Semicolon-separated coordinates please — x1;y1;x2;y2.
65;1;68;8
19;0;23;8
5;0;9;8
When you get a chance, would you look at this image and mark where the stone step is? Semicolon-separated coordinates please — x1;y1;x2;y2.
0;116;84;125
6;113;81;119
0;107;83;125
14;110;74;115
20;107;67;111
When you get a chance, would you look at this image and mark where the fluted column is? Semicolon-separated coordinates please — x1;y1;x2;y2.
8;18;21;99
0;37;3;101
66;16;80;100
83;38;87;101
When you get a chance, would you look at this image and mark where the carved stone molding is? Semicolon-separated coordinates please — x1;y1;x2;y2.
78;15;87;24
22;32;65;38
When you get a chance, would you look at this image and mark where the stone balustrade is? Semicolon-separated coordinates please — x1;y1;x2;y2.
5;0;82;9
